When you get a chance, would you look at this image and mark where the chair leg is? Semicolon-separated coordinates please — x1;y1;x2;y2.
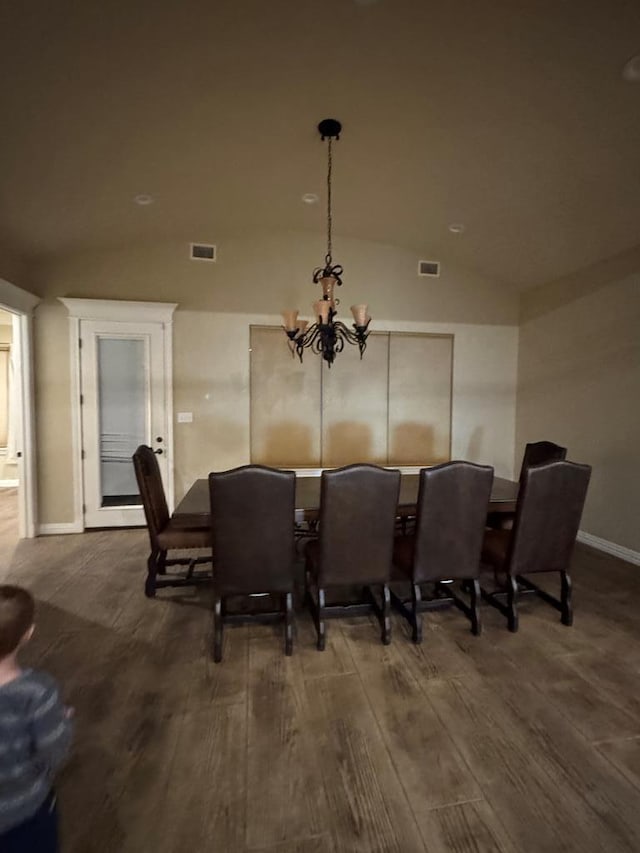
213;595;224;663
470;578;482;636
157;551;167;575
316;587;326;651
411;583;423;644
284;592;294;656
561;571;573;626
507;575;519;633
381;584;392;645
145;550;160;598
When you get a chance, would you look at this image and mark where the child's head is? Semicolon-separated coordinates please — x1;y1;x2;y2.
0;585;35;659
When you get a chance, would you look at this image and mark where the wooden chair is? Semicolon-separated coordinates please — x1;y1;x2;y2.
305;464;401;650
133;445;211;598
391;461;494;643
481;460;591;632
209;465;296;662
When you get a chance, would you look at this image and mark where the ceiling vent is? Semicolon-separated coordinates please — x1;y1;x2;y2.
418;260;440;277
190;243;216;262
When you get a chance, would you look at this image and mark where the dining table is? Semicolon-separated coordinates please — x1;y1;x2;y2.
172;472;519;528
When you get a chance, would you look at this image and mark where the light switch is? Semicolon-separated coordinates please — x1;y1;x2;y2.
177;412;193;423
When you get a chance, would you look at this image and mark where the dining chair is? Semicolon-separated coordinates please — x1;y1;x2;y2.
209;465;296;662
304;464;401;650
133;445;212;598
481;459;591;632
391;461;494;643
518;440;567;482
487;439;568;530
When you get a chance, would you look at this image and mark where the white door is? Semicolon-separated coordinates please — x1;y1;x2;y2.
80;319;170;528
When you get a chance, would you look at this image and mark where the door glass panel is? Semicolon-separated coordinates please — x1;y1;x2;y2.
97;337;146;507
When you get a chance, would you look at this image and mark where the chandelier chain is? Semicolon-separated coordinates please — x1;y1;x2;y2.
326;137;333;267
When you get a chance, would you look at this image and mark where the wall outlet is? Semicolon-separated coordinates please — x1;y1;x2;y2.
177;412;193;423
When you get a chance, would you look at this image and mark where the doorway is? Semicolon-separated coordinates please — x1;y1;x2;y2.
0;279;39;540
60;299;177;529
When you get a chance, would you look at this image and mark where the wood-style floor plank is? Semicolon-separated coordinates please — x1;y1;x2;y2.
304;672;426;852
251;836;334;853
419;801;517;853
245;637;329;849
597;737;640;793
344;625;484;812
424;676;635;853
130;704;247;853
482;675;640;851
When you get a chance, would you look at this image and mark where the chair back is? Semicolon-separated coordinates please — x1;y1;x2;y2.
519;441;567;482
209;465;296;595
316;464;401;586
412;461;494;582
133;445;170;545
508;460;591;576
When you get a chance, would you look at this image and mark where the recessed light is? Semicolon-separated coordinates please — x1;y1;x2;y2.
622;54;640;82
302;193;319;205
448;223;465;234
134;194;154;206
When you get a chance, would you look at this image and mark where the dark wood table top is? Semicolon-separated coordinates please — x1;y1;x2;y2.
172;473;519;528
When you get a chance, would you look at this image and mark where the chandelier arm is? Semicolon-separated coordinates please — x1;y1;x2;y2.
333;320;370;359
298;324;322;350
332;321;365;341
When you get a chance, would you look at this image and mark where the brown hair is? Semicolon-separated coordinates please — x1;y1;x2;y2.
0;585;35;657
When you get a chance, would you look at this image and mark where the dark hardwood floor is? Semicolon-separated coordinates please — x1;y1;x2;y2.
1;489;639;852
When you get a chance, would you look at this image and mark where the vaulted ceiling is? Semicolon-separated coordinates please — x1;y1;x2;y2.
1;0;639;290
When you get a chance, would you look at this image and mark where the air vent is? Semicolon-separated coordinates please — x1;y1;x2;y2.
190;243;216;262
418;260;440;277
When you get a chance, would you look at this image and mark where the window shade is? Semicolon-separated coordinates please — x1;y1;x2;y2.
249;327;453;467
250;327;322;467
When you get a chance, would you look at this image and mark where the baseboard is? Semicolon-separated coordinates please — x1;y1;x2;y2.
38;522;84;536
577;530;640;566
0;479;19;487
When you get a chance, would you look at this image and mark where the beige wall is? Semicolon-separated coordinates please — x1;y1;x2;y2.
517;273;640;552
30;233;519;525
33;300;75;521
30;233;518;325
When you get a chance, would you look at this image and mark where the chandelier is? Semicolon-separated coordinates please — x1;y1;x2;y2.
282;119;371;368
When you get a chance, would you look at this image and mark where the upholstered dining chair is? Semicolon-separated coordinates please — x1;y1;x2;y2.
133;445;212;598
488;440;568;530
209;465;296;663
305;464;401;650
481;460;591;632
391;461;494;643
518;440;567;482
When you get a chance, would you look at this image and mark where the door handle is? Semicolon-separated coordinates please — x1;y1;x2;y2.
154;448;163;455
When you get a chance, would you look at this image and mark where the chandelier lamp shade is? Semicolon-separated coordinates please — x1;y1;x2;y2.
282;119;371;367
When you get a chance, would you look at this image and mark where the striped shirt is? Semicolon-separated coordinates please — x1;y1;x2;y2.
0;669;73;834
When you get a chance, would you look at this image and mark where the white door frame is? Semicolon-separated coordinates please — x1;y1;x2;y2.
0;278;40;539
59;298;177;531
